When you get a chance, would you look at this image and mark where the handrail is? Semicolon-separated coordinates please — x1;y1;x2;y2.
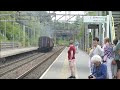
0;42;19;49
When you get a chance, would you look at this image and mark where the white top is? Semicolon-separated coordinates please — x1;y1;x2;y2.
89;45;104;58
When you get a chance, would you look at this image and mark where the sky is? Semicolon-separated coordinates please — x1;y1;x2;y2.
47;11;85;22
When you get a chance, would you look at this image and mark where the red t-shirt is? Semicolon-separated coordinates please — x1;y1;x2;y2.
68;45;76;60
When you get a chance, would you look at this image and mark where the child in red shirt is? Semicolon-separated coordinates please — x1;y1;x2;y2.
68;40;76;79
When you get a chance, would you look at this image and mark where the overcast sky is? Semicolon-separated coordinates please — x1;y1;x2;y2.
47;11;85;22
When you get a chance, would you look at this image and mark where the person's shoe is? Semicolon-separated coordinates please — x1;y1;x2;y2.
72;76;76;79
113;76;117;79
68;76;76;79
68;76;73;79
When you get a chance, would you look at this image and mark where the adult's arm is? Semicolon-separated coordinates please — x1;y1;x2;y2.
96;65;107;79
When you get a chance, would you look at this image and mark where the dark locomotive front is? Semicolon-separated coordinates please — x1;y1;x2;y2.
38;36;54;52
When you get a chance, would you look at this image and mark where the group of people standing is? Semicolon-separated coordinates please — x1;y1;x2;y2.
67;37;120;79
88;37;120;79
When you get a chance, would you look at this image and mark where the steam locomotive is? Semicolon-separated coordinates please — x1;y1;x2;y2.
38;36;54;52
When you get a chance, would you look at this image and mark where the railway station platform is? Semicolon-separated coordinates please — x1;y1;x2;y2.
40;47;90;79
0;47;38;58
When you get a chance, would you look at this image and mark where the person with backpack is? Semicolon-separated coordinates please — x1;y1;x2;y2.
103;37;114;79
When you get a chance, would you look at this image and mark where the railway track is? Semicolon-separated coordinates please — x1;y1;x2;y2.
0;46;65;79
0;49;38;64
0;51;39;69
20;47;64;79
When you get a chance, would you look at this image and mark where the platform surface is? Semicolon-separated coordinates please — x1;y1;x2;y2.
40;47;90;79
0;47;38;58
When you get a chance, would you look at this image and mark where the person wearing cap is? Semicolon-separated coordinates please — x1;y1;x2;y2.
89;55;107;79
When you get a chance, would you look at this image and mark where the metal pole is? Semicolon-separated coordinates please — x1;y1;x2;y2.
102;23;105;45
91;29;93;48
0;28;1;51
13;14;16;48
84;22;86;51
65;11;66;30
106;15;110;38
54;13;56;46
30;27;31;46
85;23;89;52
68;11;71;40
13;21;14;48
99;11;102;46
31;27;32;46
85;24;87;51
87;25;89;49
109;11;112;42
4;20;6;42
99;24;102;46
19;24;20;42
23;25;25;47
34;27;35;46
68;11;70;29
28;27;29;47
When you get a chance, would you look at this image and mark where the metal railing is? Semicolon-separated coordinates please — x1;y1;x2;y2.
0;42;19;50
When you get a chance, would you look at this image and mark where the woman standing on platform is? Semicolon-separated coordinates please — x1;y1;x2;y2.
114;37;120;79
103;37;114;79
112;39;118;79
67;40;76;79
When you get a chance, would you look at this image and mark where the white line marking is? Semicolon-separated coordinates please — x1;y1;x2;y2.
75;63;79;79
59;54;69;79
39;47;66;79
